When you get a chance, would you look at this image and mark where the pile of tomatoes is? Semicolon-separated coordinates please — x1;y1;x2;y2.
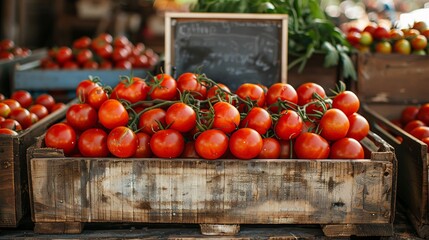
0;91;65;135
0;39;32;60
41;33;159;70
44;73;370;160
345;21;429;55
394;104;429;149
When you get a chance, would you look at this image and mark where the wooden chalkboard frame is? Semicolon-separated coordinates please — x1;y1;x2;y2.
165;12;288;86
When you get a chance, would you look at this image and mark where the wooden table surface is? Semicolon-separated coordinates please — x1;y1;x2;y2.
0;203;422;240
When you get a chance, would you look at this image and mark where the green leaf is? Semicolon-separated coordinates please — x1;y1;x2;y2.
322;42;339;67
339;52;357;80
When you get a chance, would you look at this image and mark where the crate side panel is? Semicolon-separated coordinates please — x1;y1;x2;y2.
357;53;429;104
0;137;17;226
31;158;394;225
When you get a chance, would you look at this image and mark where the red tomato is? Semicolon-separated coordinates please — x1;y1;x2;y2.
0;93;5;101
95;33;113;43
332;91;360;116
294;132;330;159
66;103;98;131
330;138;364;159
112;47;130;62
87;86;108;110
165;103;196;133
35;94;56;112
56;46;73;64
296;82;326;106
73;36;91;49
195;129;229;160
279;139;295;159
0;116;4;123
257;137;281;159
266;83;298;113
114;60;132;69
240;107;272;135
149;74;178;100
346;113;369;141
113;36;130;48
235;83;266;108
0;102;11;118
111;77;149;104
11;90;32;108
417;104;429;125
131;55;151;69
0;39;14;51
0;128;18;136
107;126;138;158
319;108;350;141
9;107;31;129
75;49;93;65
212;101;240;134
229;128;263;160
404;120;425;133
207;83;231;102
181;141;200;158
98;99;129;129
150;129;185;158
0;119;22;131
177;72;207;100
78;128;109;157
2;99;21;110
99;60;113;69
410;126;429;140
134;132;152;158
50;102;66;112
138;108;166;135
401;106;419;125
95;43;113;59
76;79;100;101
45;123;77;155
29;104;49;120
274;110;303;140
62;61;79;69
0;51;13;60
83;60;99;69
373;26;390;40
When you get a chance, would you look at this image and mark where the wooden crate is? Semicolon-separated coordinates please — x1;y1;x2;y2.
0;100;71;228
0;49;47;96
362;104;429;238
27;131;396;237
357;52;429;238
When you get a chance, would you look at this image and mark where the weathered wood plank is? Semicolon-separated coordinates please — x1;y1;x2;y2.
31;158;394;225
362;104;428;238
322;223;393;237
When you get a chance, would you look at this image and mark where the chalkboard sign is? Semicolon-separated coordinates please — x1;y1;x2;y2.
165;12;288;91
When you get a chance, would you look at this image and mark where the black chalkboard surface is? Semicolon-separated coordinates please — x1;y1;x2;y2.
165;13;288;91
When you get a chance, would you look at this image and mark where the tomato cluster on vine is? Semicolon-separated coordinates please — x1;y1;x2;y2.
41;33;159;70
0;91;65;136
44;72;370;160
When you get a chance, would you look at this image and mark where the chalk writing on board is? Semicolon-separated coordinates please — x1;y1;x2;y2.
173;20;281;90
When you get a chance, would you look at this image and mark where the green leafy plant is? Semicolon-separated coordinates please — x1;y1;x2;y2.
190;0;357;80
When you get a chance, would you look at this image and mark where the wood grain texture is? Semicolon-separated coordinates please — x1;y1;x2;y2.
362;104;429;238
357;53;429;104
0;100;70;227
28;131;396;236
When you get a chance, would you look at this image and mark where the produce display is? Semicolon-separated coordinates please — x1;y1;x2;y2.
0;39;32;60
391;104;429;150
43;73;369;160
345;21;429;55
40;33;159;70
0;90;65;135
